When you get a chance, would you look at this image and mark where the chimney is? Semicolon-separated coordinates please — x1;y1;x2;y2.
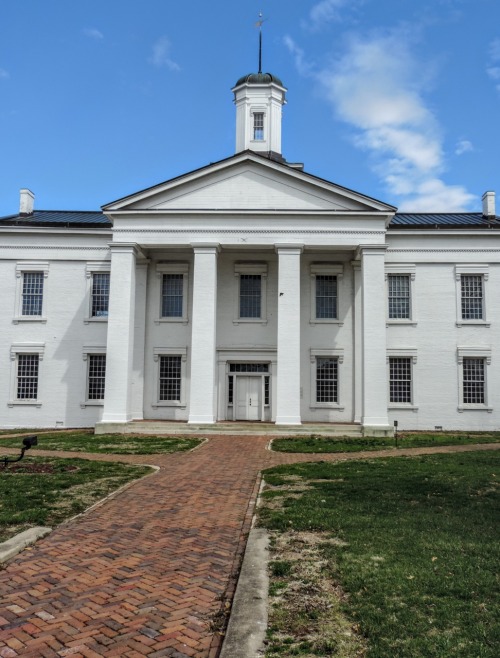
482;191;495;218
19;188;35;216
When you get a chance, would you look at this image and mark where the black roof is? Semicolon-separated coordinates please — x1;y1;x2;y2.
0;210;112;228
389;212;500;228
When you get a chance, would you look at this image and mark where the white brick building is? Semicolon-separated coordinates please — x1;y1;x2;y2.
1;70;499;434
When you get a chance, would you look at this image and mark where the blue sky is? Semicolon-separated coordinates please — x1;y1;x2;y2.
1;0;499;214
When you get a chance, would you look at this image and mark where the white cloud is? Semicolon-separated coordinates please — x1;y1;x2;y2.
83;28;104;40
309;0;349;28
0;68;9;79
291;30;475;210
455;139;473;156
283;36;311;76
149;37;180;72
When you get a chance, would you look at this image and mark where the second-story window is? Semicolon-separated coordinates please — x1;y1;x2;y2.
253;113;264;140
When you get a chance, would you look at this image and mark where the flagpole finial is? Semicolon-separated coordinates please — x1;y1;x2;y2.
255;10;266;73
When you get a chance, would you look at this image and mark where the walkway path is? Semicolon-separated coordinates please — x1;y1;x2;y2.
0;438;498;658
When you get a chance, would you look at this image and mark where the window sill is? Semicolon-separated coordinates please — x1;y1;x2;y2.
152;402;186;408
155;318;189;325
386;320;417;326
13;317;47;324
80;401;104;408
84;317;108;324
310;404;345;410
233;319;268;325
310;319;344;326
458;405;493;413
388;404;419;411
8;400;42;408
456;321;490;327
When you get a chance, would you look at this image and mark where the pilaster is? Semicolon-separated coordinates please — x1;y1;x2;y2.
275;244;303;425
188;244;220;424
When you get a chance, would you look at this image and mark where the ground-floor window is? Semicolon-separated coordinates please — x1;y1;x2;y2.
88;354;106;400
17;354;39;400
389;357;412;403
159;355;182;402
316;357;338;403
462;358;485;404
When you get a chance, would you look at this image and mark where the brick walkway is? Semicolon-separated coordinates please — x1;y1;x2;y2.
0;437;499;658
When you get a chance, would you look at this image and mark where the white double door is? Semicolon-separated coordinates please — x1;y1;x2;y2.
235;375;263;421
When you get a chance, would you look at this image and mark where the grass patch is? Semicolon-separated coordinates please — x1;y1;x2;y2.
0;456;152;543
271;432;500;453
259;452;500;657
0;431;202;454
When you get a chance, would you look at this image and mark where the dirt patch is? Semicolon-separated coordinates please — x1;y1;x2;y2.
0;462;79;474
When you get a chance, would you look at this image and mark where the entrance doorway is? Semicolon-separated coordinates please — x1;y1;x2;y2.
235;376;262;421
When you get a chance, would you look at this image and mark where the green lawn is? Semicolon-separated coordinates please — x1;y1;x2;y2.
259;452;500;658
0;431;202;454
271;432;500;453
0;457;152;543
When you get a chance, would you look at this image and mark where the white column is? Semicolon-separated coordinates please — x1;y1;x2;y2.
275;244;303;425
131;258;149;420
102;243;137;423
360;246;391;433
352;260;362;424
188;244;219;424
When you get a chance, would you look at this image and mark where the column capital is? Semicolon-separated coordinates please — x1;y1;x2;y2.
355;244;388;260
275;243;304;255
108;242;144;257
191;242;221;254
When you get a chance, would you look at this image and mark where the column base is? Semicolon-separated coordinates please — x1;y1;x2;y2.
275;416;302;425
362;424;394;438
188;415;216;425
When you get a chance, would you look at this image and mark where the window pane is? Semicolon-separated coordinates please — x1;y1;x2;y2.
88;355;106;400
316;275;337;319
91;273;110;317
17;354;39;399
461;275;483;320
22;272;44;316
228;375;234;404
229;363;269;372
239;275;261;318
162;274;183;318
316;357;338;403
253;113;264;140
463;358;485;404
389;357;412;403
388;275;410;319
159;355;182;401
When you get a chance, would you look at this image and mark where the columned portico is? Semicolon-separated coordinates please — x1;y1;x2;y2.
275;244;303;425
359;245;391;434
188;244;220;424
101;243;139;423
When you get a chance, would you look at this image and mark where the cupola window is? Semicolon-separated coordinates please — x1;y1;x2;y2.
253;113;264;140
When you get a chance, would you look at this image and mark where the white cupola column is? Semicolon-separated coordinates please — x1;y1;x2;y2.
275;244;303;425
188;244;220;424
359;246;392;435
232;75;287;155
101;243;138;424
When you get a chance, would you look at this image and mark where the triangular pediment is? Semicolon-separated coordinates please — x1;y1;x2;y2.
103;152;395;214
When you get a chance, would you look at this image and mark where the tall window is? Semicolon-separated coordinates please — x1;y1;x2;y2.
253;112;264;140
240;275;261;318
315;275;337;319
162;274;184;318
22;272;44;316
91;273;110;318
463;358;485;404
461;275;483;320
389;357;412;403
388;274;410;320
17;354;39;400
159;355;182;402
316;357;338;403
88;355;106;400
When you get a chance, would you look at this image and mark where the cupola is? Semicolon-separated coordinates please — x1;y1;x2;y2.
232;21;287;158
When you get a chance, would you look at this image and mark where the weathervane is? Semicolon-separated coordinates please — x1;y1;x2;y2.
255;10;267;74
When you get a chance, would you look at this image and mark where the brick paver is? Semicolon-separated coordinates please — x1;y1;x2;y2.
0;437;499;657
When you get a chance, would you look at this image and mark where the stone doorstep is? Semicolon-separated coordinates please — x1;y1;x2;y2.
0;527;52;565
